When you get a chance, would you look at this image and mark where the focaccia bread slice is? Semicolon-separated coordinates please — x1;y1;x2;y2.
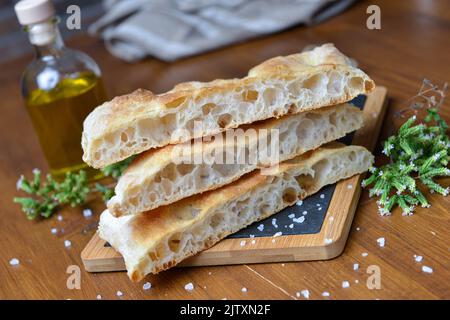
99;143;373;281
83;43;375;168
108;103;363;217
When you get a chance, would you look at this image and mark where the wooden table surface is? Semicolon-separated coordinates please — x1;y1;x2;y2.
1;0;449;300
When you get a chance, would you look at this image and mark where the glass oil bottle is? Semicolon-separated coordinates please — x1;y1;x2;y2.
15;0;107;180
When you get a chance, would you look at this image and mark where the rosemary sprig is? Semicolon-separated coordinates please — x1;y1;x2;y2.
362;107;449;215
14;157;134;219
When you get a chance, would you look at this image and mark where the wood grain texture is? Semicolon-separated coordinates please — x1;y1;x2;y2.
0;0;449;299
81;87;387;273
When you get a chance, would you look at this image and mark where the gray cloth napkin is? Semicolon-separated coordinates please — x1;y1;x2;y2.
89;0;356;62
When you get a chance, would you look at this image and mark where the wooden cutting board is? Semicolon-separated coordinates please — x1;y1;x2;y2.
81;86;388;272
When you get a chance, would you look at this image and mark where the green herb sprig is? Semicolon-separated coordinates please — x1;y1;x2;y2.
362;107;449;216
14;157;134;219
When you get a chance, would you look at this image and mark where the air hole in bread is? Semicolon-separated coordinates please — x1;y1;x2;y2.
210;212;224;228
329;112;337;126
282;187;298;203
177;163;194;175
217;113;232;128
262;88;277;105
201;103;216;115
348;151;356;162
160;163;177;181
303;74;326;92
148;251;157;261
168;233;183;253
120;132;129;143
165;96;186;109
242;90;258;102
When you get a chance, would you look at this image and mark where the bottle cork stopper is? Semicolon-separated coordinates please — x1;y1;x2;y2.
14;0;55;26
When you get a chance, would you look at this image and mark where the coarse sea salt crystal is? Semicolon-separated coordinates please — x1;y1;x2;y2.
9;258;19;266
422;266;433;274
241;287;248;293
185;282;194;291
288;214;295;219
257;224;264;232
324;238;333;244
273;231;282;237
347;184;353;189
302;211;307;215
414;255;423;262
300;290;310;299
296;200;303;206
342;281;350;288
272;218;278;228
293;216;305;224
51;228;57;234
251;240;256;245
361;252;368;257
116;291;123;297
64;240;71;248
96;295;102;300
57;215;63;221
322;291;330;297
143;282;152;290
320;194;325;199
289;224;294;229
329;216;334;222
353;263;359;271
377;237;385;247
240;240;246;247
83;208;93;218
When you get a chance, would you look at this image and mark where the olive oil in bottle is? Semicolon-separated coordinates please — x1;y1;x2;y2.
15;0;107;180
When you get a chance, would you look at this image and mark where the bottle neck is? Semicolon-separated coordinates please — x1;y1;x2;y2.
27;18;65;59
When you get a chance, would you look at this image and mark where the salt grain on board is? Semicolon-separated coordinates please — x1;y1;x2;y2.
353;263;359;271
324;238;333;244
322;291;330;297
361;252;368;257
116;291;123;297
273;231;282;237
320;194;325;199
289;224;294;229
96;295;102;300
241;287;248;293
422;266;433;274
414;255;423;262
51;228;57;234
293;216;305;223
342;281;350;288
288;213;295;219
240;240;246;247
296;200;303;206
257;224;264;232
9;258;19;266
347;184;353;189
57;215;63;221
185;282;194;291
251;240;256;244
64;240;71;248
